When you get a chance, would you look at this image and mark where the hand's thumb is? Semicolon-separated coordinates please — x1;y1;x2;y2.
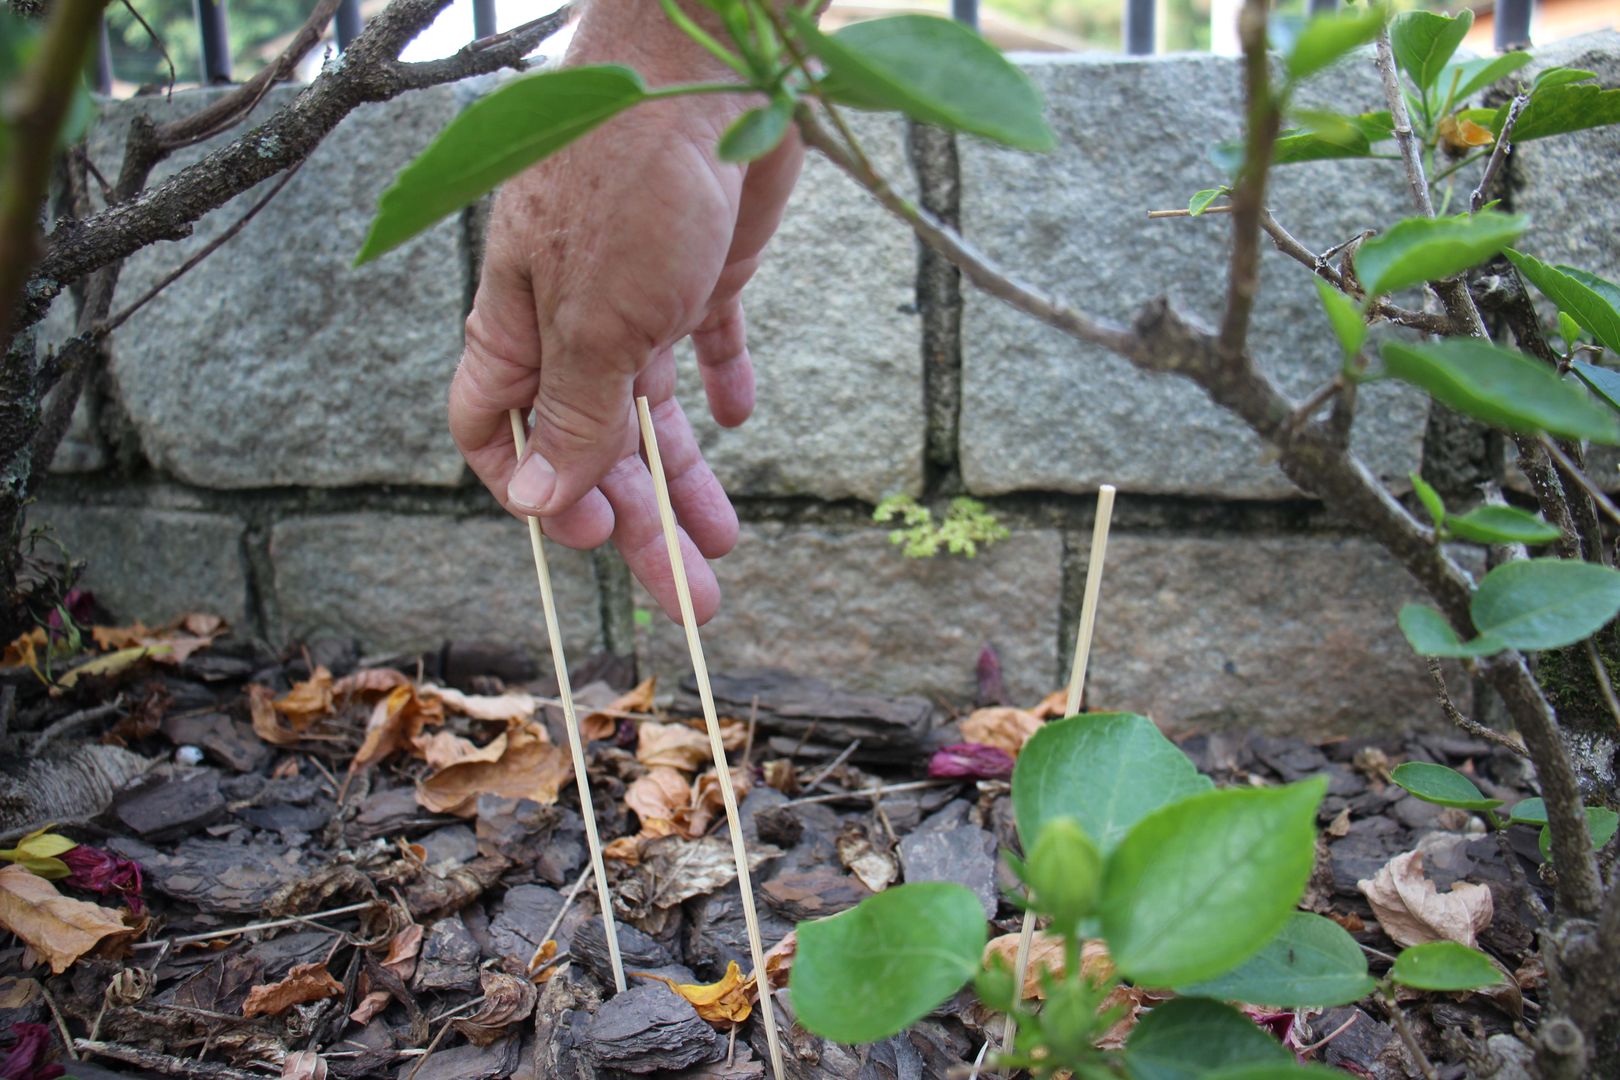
509;354;639;517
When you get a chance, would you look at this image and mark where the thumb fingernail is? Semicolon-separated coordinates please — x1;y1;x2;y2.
508;450;557;512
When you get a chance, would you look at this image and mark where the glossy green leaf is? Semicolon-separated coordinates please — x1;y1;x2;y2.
717;95;794;163
790;11;1054;151
1390;941;1503;991
1397;604;1502;659
1189;188;1224;216
1213;111;1391;173
1533;66;1596;90
1101;779;1326;987
1380;338;1620;444
1391;761;1502;810
1391;10;1474;97
1409;472;1446;528
1316;278;1367;359
1354;211;1527;298
1509;797;1547;825
1505;250;1620;354
1177;912;1376;1008
1495;82;1620;142
1440;52;1533;104
1538;807;1619;862
1285;4;1388;81
790;882;984;1044
358;66;648;264
1013;713;1212;857
1472;558;1620;651
1446;505;1562;545
1573;361;1620;416
1124;998;1290;1080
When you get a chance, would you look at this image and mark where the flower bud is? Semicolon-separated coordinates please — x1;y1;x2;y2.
1024;817;1102;932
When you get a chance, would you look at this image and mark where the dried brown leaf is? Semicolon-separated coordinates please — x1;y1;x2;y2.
452;970;538;1045
635;835;783;910
982;933;1145;1046
1029;688;1071;719
637;960;751;1027
353;685;446;772
0;865;133;974
382;923;423;982
637;720;713;772
276;667;336;728
415;723;571;816
625;766;690;828
410;729;505;771
348;989;391;1026
241;961;343;1018
582;676;657;741
836;828;898;893
423;685;541;723
1358;849;1493;948
333;668;411;697
960;707;1043;757
281;1050;328;1080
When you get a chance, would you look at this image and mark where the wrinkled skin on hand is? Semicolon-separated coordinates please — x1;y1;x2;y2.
450;9;803;624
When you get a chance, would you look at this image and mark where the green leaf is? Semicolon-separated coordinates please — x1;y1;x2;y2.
1440;52;1533;104
1285;4;1388;82
790;882;983;1043
1189;188;1224;216
1472;558;1620;651
1538;807;1620;862
1380;338;1620;444
1509;797;1547;825
1023;818;1103;931
1316;278;1367;359
1100;779;1326;987
1505;250;1620;354
1390;941;1503;991
1498;82;1620;142
1124;998;1290;1080
1390;9;1474;97
1409;472;1445;528
717;95;794;163
1397;604;1503;659
1446;505;1562;545
1176;912;1376;1008
790;11;1054;151
1213;111;1391;173
357;66;649;264
1013;713;1212;857
1533;66;1596;90
1391;761;1503;811
1354;211;1528;297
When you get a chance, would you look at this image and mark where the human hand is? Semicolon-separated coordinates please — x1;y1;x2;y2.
450;4;804;624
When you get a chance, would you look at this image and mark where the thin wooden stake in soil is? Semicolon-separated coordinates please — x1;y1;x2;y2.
1002;484;1116;1059
508;408;626;994
636;396;786;1080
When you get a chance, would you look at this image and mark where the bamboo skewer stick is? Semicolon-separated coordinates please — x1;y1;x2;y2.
508;408;626;994
636;396;786;1080
1002;484;1117;1058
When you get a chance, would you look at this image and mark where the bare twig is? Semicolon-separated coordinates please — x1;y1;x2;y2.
1381;994;1441;1080
803;739;861;789
73;1042;262;1080
41;983;78;1061
784;778;957;807
1425;658;1529;757
1539;436;1620;530
1375;28;1435;219
29;697;125;754
1216;0;1281;363
1258;211;1452;334
1470;93;1528;214
131;900;382;949
1146;205;1234;218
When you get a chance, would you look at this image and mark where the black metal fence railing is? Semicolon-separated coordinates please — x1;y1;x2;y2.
98;0;1538;98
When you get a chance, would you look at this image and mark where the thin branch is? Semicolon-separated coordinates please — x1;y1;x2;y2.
1382;993;1440;1080
1584;639;1620;732
1216;0;1280;363
1470;93;1528;214
1146;205;1234;218
1375;27;1435;219
1425;658;1528;757
118;0;175;100
99;159;305;336
1539;436;1620;530
1258;211;1453;335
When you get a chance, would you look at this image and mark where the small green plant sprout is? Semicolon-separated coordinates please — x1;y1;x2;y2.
792;713;1350;1078
872;494;1009;559
1392;761;1620;866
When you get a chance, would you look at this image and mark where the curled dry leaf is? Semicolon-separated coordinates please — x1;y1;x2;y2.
1030;688;1072;720
410;729;505;771
280;1050;328;1080
0;865;133;974
960;707;1043;757
352;685;445;773
1358;849;1493;948
382;923;423;982
333;668;411;696
92;612;225;665
1437;114;1496;153
423;685;541;724
836;828;898;893
744;931;796;1003
275;667;336;728
415;723;571;816
636;721;713;773
241;961;344;1018
625;766;691;829
582;676;657;741
452;970;538;1046
637;960;752;1027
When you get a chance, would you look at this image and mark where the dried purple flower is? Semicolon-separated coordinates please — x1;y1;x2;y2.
1;1023;64;1080
927;742;1016;780
60;845;145;914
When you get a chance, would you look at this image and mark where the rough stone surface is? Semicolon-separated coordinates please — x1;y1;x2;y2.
270;513;600;661
487;884;566;965
638;525;1063;703
1085;534;1463;734
583;984;725;1072
413;916;480;993
671;112;924;502
30;503;248;625
82;86;468;488
898;823;998;918
957;53;1427;498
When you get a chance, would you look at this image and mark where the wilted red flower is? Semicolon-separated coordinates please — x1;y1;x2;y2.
60;845;145;914
928;742;1015;780
1;1022;64;1080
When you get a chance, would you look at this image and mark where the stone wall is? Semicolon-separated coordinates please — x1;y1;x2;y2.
33;32;1620;735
